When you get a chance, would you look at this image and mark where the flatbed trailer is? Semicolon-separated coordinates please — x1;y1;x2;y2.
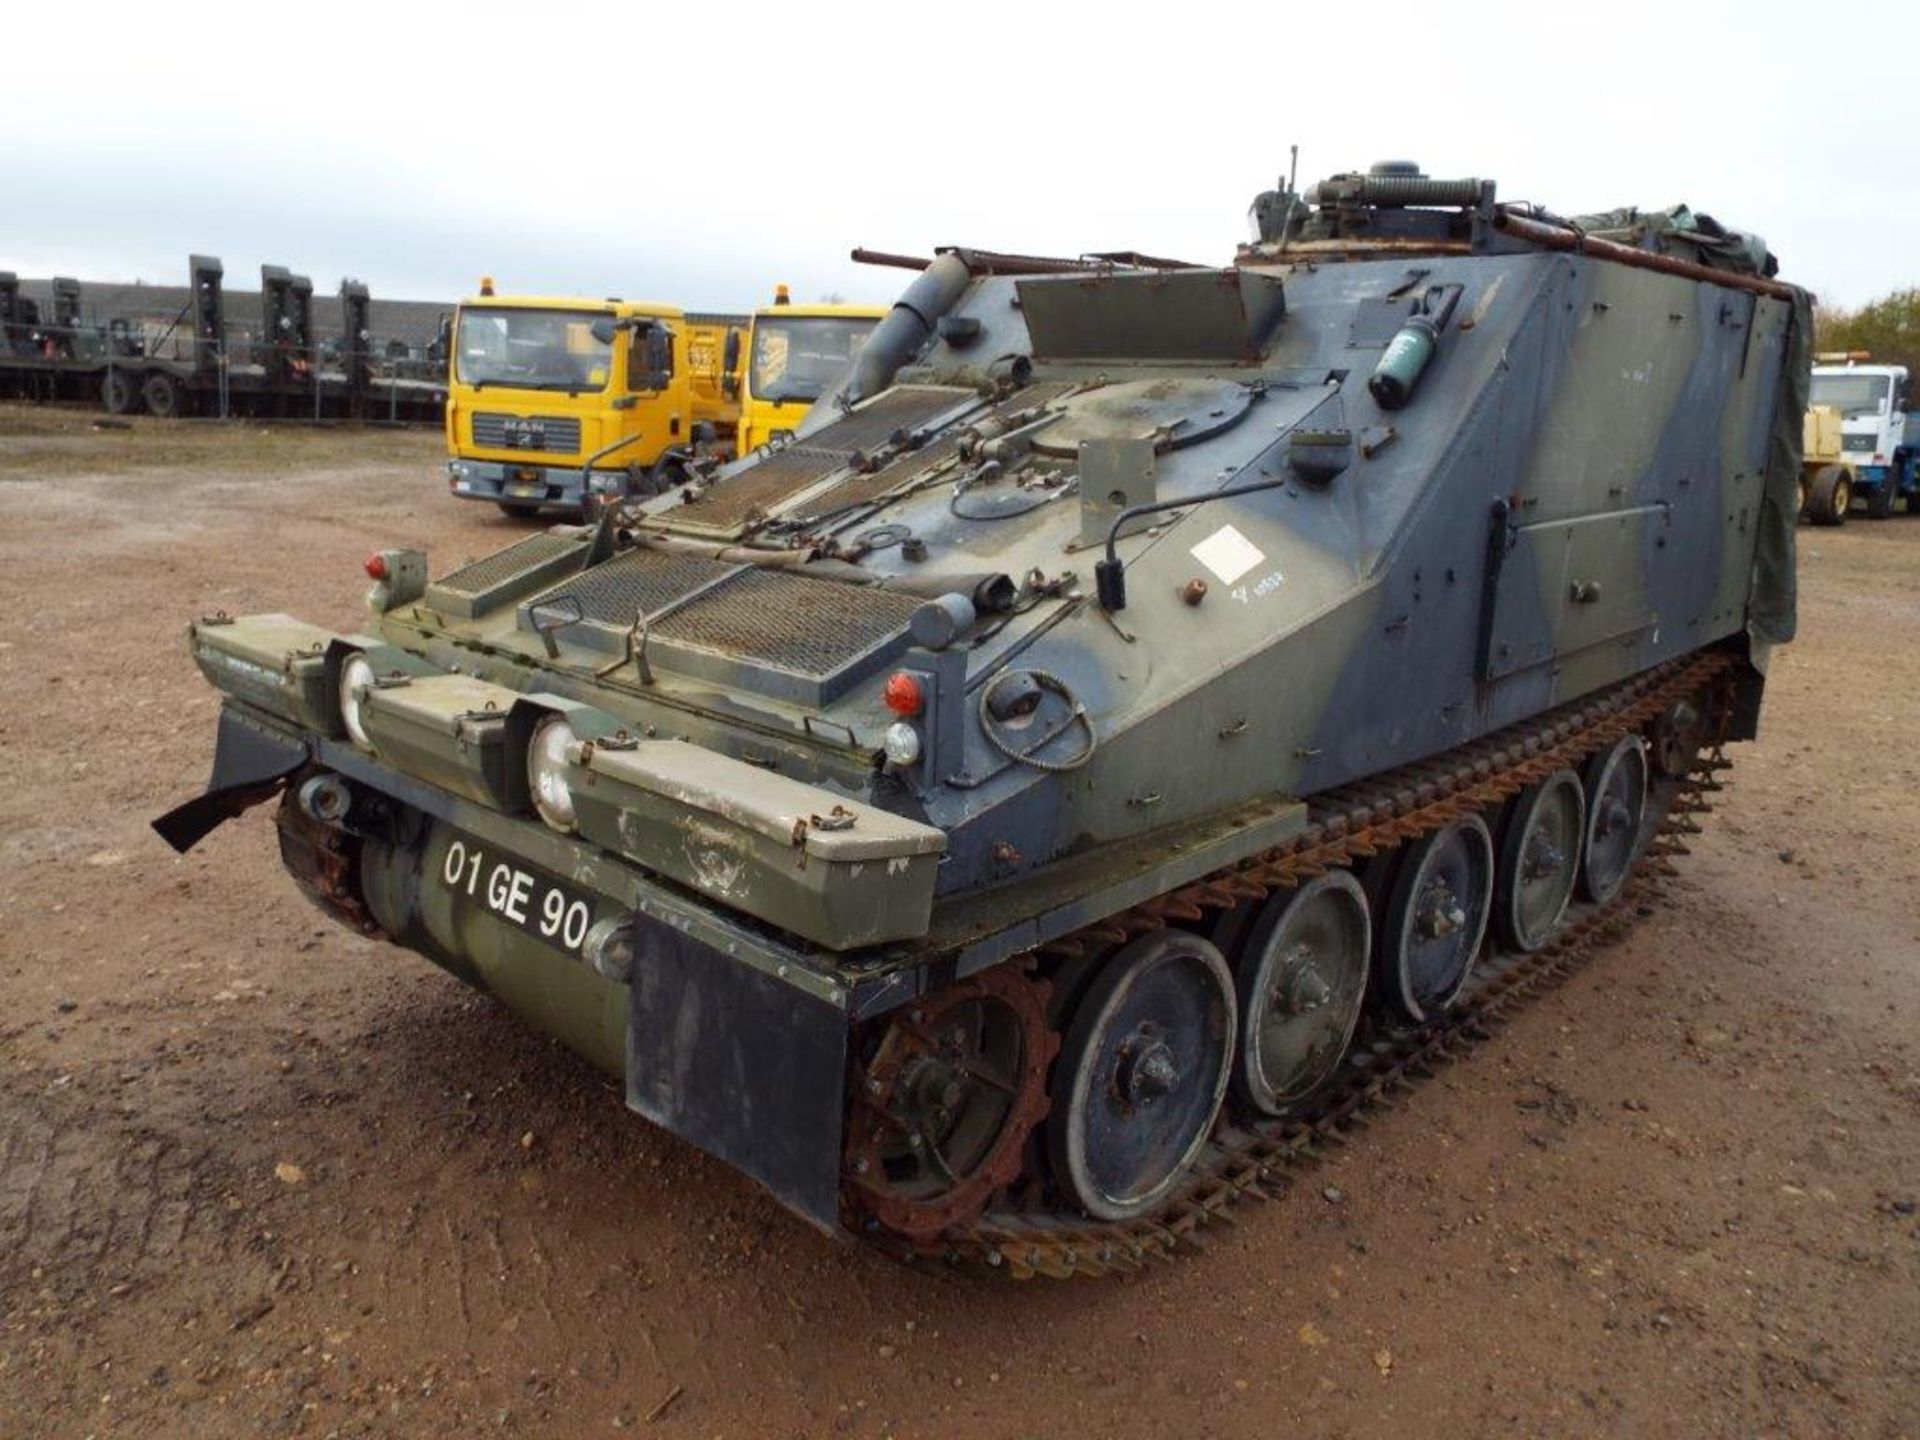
0;257;447;423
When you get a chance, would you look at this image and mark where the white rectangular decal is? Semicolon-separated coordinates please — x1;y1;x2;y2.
1189;523;1266;586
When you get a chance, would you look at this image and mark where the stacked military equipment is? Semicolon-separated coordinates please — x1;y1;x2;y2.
157;161;1807;1272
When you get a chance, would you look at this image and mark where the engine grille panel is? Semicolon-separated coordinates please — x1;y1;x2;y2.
661;386;976;537
655;570;921;677
426;533;586;619
799;385;977;455
672;446;850;530
529;549;740;627
471;411;584;454
796;383;1078;519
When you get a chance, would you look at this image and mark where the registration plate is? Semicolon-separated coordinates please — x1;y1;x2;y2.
438;832;596;956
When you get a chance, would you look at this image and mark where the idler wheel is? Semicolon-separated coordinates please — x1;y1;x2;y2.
1380;814;1494;1023
1494;770;1585;953
1049;930;1235;1222
844;968;1054;1241
1229;872;1371;1117
1579;735;1650;905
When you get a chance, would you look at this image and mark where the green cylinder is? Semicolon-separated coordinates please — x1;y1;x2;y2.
1368;315;1439;410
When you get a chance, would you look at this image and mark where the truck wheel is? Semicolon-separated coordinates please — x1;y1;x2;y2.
1796;471;1811;520
1908;489;1920;516
101;370;140;416
1806;465;1851;526
495;501;541;520
1867;479;1894;520
141;371;186;420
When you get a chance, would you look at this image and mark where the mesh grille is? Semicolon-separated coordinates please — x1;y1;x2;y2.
433;534;582;598
655;571;921;677
802;437;964;516
526;549;737;625
799;385;975;454
783;384;1072;519
665;386;975;534
675;446;850;528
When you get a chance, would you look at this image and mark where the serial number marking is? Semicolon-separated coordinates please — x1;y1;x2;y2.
1231;568;1285;604
441;837;592;953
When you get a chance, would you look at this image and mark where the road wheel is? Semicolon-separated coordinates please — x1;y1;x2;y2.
1796;471;1810;519
1049;930;1234;1221
1867;478;1894;520
495;501;541;520
101;369;139;415
1379;815;1494;1023
141;371;186;420
1908;488;1920;516
1578;736;1649;905
1494;771;1585;953
1228;871;1370;1118
1806;465;1851;526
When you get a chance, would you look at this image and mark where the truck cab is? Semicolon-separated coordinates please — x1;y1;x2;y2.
1808;357;1917;520
734;293;885;455
445;293;719;518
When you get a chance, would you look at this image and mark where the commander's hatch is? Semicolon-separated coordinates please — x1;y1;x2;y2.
1016;268;1286;363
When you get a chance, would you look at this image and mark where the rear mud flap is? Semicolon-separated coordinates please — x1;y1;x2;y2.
152;707;310;853
625;919;849;1236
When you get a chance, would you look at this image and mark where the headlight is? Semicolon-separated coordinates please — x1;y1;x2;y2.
338;653;376;750
882;721;922;767
528;714;579;831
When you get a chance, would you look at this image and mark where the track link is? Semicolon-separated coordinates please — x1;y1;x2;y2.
861;650;1737;1278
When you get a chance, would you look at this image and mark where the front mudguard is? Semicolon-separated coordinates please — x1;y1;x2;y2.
152;706;310;853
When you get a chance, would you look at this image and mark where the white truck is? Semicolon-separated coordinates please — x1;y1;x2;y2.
1805;356;1917;523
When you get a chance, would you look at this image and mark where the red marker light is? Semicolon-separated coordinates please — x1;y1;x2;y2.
364;552;389;581
884;672;924;717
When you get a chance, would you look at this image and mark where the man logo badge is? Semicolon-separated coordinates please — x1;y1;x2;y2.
505;418;547;450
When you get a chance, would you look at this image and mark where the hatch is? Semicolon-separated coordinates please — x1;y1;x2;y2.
1029;377;1254;459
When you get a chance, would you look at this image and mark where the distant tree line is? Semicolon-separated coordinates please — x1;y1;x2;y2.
1813;288;1920;376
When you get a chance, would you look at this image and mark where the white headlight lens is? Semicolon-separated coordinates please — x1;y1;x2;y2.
338;653;376;750
528;715;579;831
882;721;922;767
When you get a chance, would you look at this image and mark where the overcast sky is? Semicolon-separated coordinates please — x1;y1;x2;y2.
9;1;1916;313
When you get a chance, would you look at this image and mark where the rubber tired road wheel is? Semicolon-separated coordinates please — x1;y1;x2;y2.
1494;770;1585;953
101;369;138;415
1867;478;1895;520
1807;465;1851;526
141;371;185;419
1229;871;1371;1117
1578;735;1649;905
1380;814;1495;1024
1049;930;1234;1222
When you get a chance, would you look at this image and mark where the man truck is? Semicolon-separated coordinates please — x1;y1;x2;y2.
732;289;886;455
444;289;744;519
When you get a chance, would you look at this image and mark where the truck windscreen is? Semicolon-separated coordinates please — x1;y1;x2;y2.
750;316;879;405
1810;373;1890;419
456;308;613;392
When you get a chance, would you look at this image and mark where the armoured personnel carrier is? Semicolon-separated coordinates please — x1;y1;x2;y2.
157;162;1808;1274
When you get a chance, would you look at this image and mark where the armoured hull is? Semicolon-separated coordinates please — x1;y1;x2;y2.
158;165;1807;1261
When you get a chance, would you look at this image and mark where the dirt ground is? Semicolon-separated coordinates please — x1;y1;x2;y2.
1;402;1916;1440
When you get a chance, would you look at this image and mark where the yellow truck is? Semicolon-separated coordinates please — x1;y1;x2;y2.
734;290;887;455
444;290;745;518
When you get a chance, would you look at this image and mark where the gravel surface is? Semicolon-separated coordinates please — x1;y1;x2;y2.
1;406;1916;1438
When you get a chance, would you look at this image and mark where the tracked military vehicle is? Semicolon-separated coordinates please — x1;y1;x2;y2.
157;162;1808;1274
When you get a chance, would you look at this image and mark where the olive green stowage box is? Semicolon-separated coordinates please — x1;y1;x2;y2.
568;738;946;950
357;673;522;810
189;613;336;733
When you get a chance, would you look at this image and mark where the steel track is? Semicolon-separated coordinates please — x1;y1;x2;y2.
859;649;1735;1279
